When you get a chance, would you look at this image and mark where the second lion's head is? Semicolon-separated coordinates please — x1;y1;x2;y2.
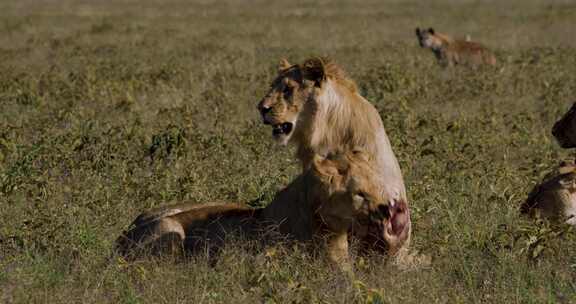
310;151;411;254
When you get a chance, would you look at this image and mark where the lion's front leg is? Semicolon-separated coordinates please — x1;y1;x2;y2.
325;232;352;273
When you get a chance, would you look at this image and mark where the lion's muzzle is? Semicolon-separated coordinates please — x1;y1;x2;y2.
387;199;409;236
259;105;272;124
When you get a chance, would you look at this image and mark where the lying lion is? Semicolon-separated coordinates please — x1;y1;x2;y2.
116;151;411;270
115;202;260;258
552;101;576;148
256;57;411;259
415;27;497;67
521;160;576;225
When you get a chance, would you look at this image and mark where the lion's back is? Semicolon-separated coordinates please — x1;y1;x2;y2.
116;203;258;258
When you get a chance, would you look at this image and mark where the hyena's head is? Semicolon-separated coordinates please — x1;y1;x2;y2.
415;27;444;50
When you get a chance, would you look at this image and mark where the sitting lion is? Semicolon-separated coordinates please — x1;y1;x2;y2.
115;151;411;270
415;27;497;67
256;57;411;258
552;101;576;148
521;160;576;225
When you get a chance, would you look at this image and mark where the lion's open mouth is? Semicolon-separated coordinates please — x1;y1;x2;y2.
272;122;293;136
363;199;409;237
358;199;410;253
386;199;409;236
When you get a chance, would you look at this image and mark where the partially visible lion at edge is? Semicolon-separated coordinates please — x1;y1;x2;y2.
115;151;413;271
256;57;411;260
552;101;576;148
521;160;576;226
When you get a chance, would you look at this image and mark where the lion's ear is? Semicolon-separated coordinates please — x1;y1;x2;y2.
558;158;576;174
278;58;292;72
559;176;576;191
428;27;435;35
415;27;421;36
300;57;326;88
559;165;576;175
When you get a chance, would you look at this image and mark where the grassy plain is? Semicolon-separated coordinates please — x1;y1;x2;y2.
1;0;576;303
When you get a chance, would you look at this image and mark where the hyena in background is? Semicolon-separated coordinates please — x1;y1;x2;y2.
415;27;497;67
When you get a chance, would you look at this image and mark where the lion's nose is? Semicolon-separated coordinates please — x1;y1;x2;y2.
259;106;272;125
258;105;272;125
260;105;271;115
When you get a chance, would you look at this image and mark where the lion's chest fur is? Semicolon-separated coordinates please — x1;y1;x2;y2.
297;83;406;201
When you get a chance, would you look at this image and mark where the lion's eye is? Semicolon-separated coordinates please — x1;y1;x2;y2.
281;86;293;101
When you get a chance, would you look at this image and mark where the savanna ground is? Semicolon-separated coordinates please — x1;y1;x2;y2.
1;0;576;303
